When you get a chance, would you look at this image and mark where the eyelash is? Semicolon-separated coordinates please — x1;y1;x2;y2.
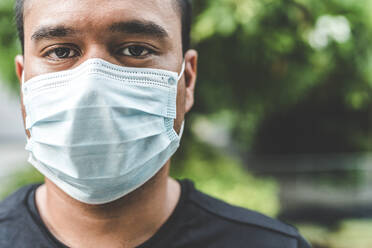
42;44;156;61
43;46;80;60
118;45;156;57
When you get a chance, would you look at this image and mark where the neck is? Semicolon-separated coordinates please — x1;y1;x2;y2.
35;162;181;248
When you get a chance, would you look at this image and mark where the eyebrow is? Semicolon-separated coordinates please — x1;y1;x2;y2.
31;20;169;42
109;21;169;38
31;25;76;41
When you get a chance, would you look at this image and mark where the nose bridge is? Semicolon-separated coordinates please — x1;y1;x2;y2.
83;43;116;65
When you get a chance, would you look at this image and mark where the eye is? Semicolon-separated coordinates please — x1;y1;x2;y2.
44;47;79;60
121;45;153;57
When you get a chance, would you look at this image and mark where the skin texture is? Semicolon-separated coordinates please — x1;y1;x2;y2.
14;0;198;247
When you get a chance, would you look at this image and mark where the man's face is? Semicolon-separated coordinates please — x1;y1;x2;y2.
17;0;196;133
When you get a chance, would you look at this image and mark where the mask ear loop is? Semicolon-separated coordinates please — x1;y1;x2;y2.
177;60;186;82
178;120;185;138
175;61;186;138
21;70;33;142
21;70;25;84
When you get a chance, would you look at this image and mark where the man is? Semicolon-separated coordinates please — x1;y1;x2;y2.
0;0;311;247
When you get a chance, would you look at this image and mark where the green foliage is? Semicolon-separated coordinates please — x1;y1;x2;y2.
0;0;20;92
192;0;372;153
171;140;280;217
298;219;372;248
0;167;43;200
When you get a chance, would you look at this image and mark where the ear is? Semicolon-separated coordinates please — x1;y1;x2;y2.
15;55;24;83
183;49;198;113
15;55;30;138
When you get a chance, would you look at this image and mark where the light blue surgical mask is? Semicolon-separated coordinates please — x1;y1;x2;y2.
22;58;185;204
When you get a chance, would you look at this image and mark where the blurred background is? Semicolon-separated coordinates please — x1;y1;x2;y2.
1;0;372;247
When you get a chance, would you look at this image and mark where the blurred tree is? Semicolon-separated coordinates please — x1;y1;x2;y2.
190;0;372;157
0;0;20;92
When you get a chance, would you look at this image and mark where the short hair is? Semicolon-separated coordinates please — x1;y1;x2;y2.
14;0;192;54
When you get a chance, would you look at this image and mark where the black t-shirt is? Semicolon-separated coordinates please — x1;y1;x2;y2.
0;180;311;248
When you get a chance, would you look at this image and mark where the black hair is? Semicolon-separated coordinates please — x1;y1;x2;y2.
14;0;192;54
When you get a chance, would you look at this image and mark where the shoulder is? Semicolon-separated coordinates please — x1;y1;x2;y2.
181;180;311;248
0;185;40;245
0;184;36;216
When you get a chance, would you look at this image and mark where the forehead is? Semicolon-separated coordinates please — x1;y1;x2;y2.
23;0;180;40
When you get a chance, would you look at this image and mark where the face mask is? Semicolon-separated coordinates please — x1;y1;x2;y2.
22;58;185;204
